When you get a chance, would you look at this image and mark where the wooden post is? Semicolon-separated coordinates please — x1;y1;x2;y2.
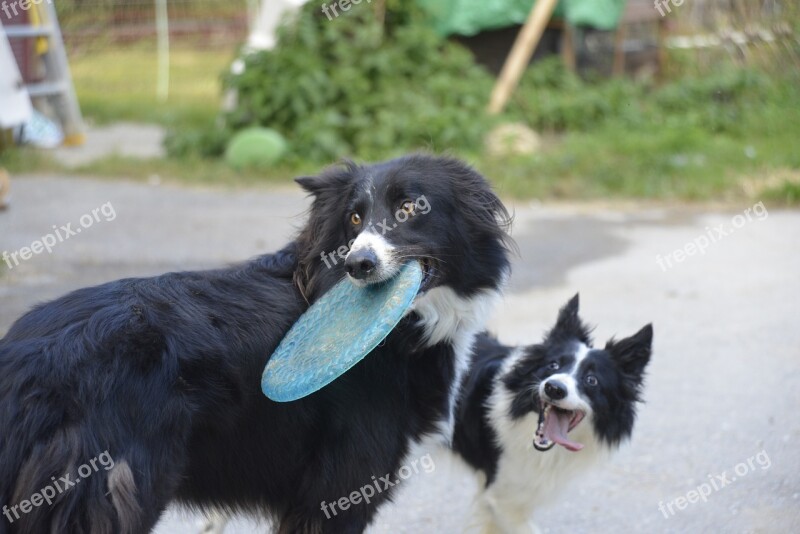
487;0;560;115
657;17;668;79
612;23;626;76
561;22;576;72
373;0;386;27
155;0;170;102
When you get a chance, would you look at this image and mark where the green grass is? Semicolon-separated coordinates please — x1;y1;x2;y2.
0;147;62;174
67;155;311;188
483;114;800;201
0;149;312;189
70;45;235;128
483;62;800;202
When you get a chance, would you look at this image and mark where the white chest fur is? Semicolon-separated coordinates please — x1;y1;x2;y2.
412;286;503;443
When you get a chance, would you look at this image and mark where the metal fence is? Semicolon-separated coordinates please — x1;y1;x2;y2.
56;0;252;52
50;1;253;109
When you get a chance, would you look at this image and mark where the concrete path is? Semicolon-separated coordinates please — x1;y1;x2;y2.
1;175;798;533
51;123;166;168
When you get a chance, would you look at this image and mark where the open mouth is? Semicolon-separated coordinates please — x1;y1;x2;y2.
533;401;586;452
418;258;435;294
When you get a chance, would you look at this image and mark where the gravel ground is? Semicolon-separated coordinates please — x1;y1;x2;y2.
1;175;798;534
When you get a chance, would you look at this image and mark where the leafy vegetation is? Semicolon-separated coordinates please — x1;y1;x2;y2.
172;2;495;162
487;58;800;200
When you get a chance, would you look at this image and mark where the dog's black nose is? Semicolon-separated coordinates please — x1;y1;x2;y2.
544;381;567;400
345;249;378;280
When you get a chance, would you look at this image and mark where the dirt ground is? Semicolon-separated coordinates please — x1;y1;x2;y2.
1;175;798;533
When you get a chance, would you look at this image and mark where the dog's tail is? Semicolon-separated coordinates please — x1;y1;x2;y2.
0;338;146;534
1;340;99;534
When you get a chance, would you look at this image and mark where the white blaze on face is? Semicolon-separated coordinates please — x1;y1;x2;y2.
539;343;593;412
533;343;594;452
346;230;398;284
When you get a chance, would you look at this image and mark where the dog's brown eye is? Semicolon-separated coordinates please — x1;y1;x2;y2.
585;375;598;386
547;362;559;371
350;212;362;226
400;200;415;215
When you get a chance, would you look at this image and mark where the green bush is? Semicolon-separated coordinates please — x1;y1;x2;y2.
652;68;772;135
223;3;494;162
508;58;644;132
508;58;774;137
163;127;231;159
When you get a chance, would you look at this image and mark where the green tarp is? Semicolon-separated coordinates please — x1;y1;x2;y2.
416;0;627;36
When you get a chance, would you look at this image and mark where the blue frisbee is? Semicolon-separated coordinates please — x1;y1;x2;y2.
262;261;423;402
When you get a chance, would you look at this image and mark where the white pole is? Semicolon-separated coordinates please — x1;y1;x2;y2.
156;0;170;102
246;0;260;33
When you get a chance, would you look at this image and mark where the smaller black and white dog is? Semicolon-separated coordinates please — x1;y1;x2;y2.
453;295;653;533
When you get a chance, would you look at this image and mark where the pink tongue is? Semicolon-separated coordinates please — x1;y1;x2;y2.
544;409;584;451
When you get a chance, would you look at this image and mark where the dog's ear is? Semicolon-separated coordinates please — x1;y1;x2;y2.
295;160;359;196
606;324;653;380
547;294;591;345
556;293;579;325
294;175;322;194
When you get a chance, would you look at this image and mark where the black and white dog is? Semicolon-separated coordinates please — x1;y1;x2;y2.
453;295;653;533
0;155;511;534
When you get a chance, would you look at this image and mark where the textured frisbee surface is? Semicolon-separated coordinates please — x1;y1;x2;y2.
262;262;422;402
